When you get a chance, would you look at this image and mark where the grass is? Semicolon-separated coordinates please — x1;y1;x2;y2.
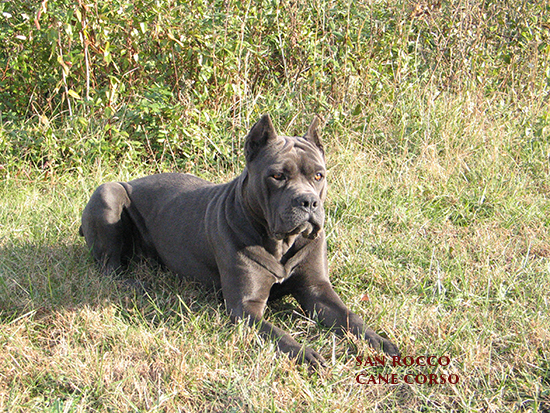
1;0;550;411
1;89;550;412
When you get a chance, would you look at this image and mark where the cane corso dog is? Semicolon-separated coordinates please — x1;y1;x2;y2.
80;114;399;366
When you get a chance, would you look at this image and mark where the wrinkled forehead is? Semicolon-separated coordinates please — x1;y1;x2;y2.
267;135;325;166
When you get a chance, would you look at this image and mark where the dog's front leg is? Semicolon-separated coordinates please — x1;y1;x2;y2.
295;281;400;357
231;299;327;367
223;285;327;367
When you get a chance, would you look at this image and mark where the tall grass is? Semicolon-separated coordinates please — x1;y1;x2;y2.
1;0;548;173
1;0;550;411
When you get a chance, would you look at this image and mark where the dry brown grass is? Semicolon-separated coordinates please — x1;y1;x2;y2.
1;91;549;412
1;0;550;410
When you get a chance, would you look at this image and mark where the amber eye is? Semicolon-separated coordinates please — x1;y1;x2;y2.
272;173;285;181
314;172;324;182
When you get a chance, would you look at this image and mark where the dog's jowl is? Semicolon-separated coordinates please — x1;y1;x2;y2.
80;114;399;365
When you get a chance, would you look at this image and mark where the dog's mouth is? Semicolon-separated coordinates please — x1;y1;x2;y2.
297;221;321;239
272;221;322;240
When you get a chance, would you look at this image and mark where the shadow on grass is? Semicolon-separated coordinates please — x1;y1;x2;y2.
0;243;263;412
0;240;345;373
0;241;226;327
0;241;311;339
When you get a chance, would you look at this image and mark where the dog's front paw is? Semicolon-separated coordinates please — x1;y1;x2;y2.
276;335;327;367
297;346;327;368
364;330;400;357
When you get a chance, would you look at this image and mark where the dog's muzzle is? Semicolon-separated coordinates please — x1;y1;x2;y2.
272;203;324;240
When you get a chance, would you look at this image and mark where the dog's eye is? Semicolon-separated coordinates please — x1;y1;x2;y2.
272;173;285;181
314;172;324;182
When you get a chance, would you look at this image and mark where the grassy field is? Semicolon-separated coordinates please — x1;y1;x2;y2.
1;0;550;412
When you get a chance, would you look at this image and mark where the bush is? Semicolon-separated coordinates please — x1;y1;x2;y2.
0;0;549;172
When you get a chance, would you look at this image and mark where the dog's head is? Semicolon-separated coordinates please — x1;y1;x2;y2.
243;114;326;240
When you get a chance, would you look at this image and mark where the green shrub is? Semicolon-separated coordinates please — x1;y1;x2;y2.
0;0;548;172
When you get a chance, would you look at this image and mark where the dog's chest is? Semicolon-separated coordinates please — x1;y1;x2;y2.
241;235;309;283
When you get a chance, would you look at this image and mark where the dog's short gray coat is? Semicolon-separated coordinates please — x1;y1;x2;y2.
80;114;399;365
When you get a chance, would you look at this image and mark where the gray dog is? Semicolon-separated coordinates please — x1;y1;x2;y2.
80;114;399;366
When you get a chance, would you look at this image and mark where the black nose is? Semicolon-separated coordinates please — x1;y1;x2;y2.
296;194;320;213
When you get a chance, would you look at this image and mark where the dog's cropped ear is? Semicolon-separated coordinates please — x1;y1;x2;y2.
303;115;324;156
245;114;278;162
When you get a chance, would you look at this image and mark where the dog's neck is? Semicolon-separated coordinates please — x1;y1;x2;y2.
262;233;299;262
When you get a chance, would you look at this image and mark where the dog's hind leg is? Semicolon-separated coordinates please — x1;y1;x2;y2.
80;182;132;275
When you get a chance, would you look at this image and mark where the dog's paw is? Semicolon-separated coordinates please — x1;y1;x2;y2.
379;336;400;357
297;346;327;369
364;330;400;357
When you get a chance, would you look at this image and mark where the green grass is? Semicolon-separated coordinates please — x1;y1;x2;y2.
2;92;550;411
1;0;550;411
